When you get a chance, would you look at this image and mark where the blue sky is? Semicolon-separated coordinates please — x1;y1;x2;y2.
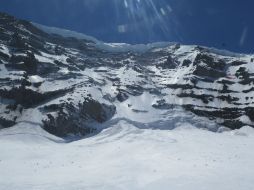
0;0;253;53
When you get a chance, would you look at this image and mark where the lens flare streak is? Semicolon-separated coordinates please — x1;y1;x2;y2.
114;0;174;41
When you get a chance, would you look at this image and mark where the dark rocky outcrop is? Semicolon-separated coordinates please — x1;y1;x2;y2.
157;55;178;69
0;117;16;128
116;90;129;102
152;99;173;110
0;87;72;108
193;53;226;79
7;51;38;74
182;59;192;67
42;99;116;137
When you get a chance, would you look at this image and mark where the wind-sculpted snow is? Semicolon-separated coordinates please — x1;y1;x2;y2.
0;12;254;138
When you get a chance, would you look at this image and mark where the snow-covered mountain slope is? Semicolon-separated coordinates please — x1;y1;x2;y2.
1;121;254;190
0;12;254;138
1;11;254;190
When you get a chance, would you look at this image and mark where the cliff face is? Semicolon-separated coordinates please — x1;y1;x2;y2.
0;12;254;137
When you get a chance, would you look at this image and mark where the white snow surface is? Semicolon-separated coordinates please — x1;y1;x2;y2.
33;23;174;53
1;21;254;190
0;121;254;190
29;75;44;84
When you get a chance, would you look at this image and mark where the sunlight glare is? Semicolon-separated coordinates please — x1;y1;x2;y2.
114;0;174;40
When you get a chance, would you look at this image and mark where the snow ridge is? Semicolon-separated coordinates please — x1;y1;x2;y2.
33;22;174;53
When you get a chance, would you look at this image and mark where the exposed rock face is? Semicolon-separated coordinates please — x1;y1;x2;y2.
0;87;71;108
157;55;178;69
42;99;116;137
193;53;226;79
0;12;254;137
